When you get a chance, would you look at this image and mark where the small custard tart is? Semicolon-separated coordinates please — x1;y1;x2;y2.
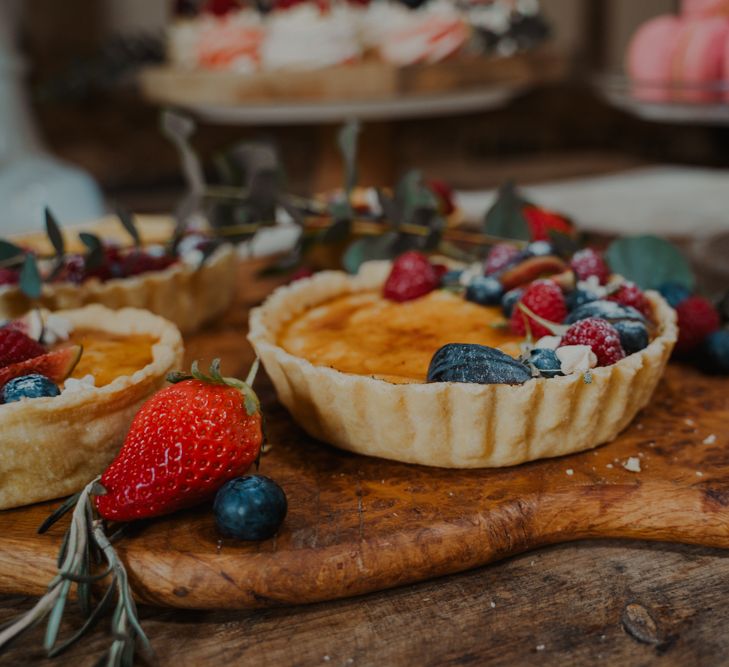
0;215;236;334
249;261;678;468
0;305;183;509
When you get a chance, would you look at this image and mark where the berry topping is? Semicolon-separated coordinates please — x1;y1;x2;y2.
699;330;729;374
529;348;563;378
658;282;691;309
613;320;650;355
566;288;599;311
570;248;610;285
560;318;626;366
289;266;314;282
523;205;573;241
2;374;60;403
0;345;81;390
0;268;19;286
120;252;177;278
95;360;262;522
427;343;532;385
383;251;439;302
500;255;567;290
465;276;504;306
608;283;651;319
675;296;721;355
214;475;288;540
565;300;645;325
427;179;455;216
509;279;567;339
0;329;45;368
501;287;524;318
484;243;520;275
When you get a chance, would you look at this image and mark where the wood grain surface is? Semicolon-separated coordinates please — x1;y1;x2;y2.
0;262;726;616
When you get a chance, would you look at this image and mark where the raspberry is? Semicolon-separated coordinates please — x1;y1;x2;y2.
675;296;720;354
570;248;610;285
120;252;177;278
523;206;573;242
383;251;439;302
608;283;651;319
0;329;45;369
509;279;567;339
560;318;625;366
484;243;520;275
0;268;19;286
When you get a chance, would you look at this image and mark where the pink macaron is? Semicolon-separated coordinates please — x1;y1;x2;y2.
672;17;729;101
626;15;682;101
682;0;729;17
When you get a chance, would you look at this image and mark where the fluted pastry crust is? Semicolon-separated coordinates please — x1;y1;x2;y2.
0;243;235;335
0;305;183;509
249;261;678;468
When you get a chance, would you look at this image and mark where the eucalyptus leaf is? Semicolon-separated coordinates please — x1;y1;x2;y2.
548;229;581;259
79;232;104;271
0;240;24;263
44;208;65;258
337;119;360;194
605;235;695;290
395;169;424;227
342;232;398;274
320;218;351;244
116;207;140;247
19;254;42;299
484;182;530;242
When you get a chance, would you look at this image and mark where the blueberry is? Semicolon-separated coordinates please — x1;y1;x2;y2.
440;269;463;288
718;291;729;324
501;287;524;318
465;276;504;306
213;475;287;541
523;241;554;258
565;300;645;325
613;320;649;355
2;374;60;403
658;282;691;308
566;288;599;311
427;343;532;385
529;348;563;378
698;330;729;374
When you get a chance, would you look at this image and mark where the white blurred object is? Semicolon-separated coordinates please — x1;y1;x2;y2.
455;166;729;237
0;0;104;235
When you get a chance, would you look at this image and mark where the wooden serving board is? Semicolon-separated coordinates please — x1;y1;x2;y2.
0;270;727;610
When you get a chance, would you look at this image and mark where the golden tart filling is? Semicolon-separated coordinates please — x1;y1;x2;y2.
279;290;521;383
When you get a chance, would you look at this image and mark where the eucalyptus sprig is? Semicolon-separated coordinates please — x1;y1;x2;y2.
0;480;150;666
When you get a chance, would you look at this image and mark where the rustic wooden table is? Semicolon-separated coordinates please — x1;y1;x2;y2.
1;258;728;667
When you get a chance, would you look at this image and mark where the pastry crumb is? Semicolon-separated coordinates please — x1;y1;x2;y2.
566;469;574;476
490;601;496;608
622;457;641;473
703;434;717;445
696;471;704;477
636;423;644;430
685;418;695;426
606;463;613;469
536;645;545;651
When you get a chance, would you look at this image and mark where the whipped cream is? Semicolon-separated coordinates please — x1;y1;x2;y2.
556;344;597;375
42;314;73;345
262;4;363;71
62;374;96;395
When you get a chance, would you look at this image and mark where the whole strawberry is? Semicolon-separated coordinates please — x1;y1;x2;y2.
675;296;720;355
608;283;651;319
523;206;573;242
571;248;610;285
509;279;567;339
560;318;625;366
95;360;262;522
484;243;520;275
0;329;45;368
383;251;439;302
